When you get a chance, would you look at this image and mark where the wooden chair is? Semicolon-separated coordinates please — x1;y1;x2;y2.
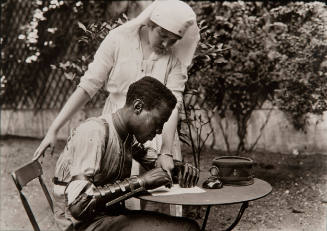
11;160;54;231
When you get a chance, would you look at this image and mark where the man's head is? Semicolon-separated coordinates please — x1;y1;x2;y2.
125;76;177;143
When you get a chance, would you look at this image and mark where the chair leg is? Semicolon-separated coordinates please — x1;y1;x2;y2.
19;192;41;231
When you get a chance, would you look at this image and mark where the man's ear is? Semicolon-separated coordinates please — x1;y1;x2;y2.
133;99;144;115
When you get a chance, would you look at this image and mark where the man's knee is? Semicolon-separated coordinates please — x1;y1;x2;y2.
93;210;200;231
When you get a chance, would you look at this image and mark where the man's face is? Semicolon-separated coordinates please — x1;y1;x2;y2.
148;25;180;55
132;101;173;144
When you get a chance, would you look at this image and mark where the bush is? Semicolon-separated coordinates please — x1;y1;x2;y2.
3;1;327;153
269;2;327;129
187;1;327;153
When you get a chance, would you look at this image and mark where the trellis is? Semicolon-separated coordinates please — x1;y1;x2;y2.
1;0;107;110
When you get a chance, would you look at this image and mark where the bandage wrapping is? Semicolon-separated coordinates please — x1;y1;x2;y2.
69;176;145;220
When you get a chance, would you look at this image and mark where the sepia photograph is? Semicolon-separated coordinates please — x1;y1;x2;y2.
1;0;327;230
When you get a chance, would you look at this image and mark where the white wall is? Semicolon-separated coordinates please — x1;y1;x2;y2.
0;108;101;140
201;108;327;155
1;108;327;155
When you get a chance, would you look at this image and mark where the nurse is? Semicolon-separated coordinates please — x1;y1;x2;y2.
34;0;199;181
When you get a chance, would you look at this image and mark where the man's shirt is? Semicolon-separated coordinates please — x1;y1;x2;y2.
53;114;133;230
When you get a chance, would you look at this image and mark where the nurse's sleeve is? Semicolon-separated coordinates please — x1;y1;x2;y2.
78;32;118;99
166;58;188;112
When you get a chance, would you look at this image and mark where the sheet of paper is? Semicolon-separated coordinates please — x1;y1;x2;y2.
148;184;206;196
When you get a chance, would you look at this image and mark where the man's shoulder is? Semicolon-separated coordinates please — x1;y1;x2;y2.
77;117;109;134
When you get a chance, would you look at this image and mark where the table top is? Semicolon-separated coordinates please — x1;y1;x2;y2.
137;178;272;206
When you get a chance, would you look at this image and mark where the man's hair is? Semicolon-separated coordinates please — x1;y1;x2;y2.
126;76;177;111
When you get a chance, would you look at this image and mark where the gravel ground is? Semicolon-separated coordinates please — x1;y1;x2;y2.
1;136;326;231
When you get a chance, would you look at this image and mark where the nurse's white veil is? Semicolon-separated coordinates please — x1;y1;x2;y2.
118;0;200;68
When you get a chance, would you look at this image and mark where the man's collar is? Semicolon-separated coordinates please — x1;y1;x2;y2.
112;111;129;142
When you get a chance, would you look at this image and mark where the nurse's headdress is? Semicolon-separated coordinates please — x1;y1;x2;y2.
120;0;200;68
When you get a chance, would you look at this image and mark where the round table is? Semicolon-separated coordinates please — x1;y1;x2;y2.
138;178;272;231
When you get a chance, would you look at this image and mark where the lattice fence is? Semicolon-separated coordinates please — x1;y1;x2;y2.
1;0;109;110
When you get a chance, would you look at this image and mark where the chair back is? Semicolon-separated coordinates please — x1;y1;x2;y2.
11;160;54;231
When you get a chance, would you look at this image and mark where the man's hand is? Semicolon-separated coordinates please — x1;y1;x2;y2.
175;162;200;188
33;130;57;160
155;154;174;184
131;143;147;158
140;168;172;190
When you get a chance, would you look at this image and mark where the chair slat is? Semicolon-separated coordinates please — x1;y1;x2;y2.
11;160;54;231
13;161;42;188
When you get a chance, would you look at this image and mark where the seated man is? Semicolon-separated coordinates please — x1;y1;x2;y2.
52;76;200;231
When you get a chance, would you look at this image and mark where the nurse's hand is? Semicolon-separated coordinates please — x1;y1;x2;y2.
174;162;200;188
155;153;174;186
33;130;57;160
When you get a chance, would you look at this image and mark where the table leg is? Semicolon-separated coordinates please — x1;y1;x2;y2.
225;202;249;231
201;205;211;231
201;202;248;231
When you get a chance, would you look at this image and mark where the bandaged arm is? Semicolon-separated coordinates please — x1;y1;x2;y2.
63;120;146;220
68;176;146;220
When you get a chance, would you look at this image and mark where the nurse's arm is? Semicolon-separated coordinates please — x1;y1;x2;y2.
33;87;90;160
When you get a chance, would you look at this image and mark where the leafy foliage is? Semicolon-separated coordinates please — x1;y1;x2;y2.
53;16;128;88
187;1;327;153
1;0;127;108
269;3;327;129
3;1;327;154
